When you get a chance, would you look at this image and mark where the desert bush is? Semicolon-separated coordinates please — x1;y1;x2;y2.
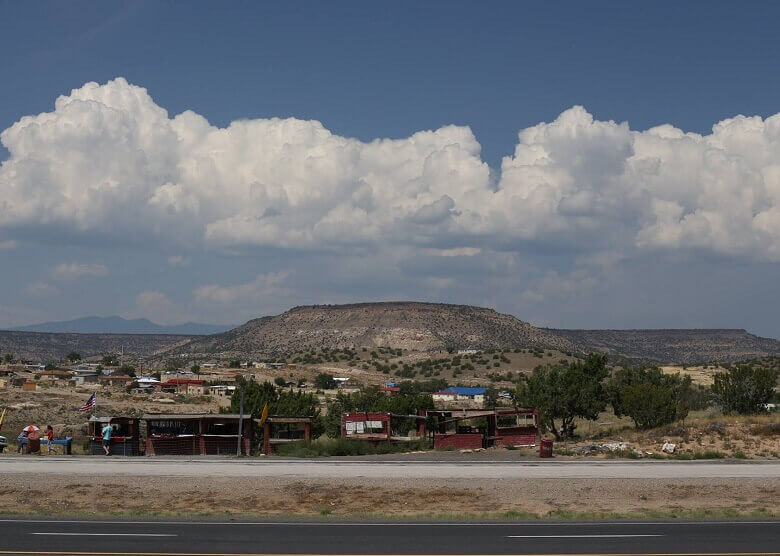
711;365;777;414
608;367;693;429
515;354;609;440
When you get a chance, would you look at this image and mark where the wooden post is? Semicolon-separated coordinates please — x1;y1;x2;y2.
304;421;311;444
264;421;271;455
386;414;391;443
236;386;245;456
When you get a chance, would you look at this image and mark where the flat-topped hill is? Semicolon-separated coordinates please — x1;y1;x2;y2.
170;302;578;360
167;302;780;364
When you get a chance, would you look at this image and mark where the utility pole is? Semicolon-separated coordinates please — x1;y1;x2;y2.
236;383;246;456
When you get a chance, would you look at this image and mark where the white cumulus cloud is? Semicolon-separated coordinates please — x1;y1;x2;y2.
1;78;780;261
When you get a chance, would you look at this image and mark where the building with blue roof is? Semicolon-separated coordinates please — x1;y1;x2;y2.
433;386;488;403
443;387;487;396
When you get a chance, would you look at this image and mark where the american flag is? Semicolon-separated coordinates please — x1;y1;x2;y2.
78;391;97;412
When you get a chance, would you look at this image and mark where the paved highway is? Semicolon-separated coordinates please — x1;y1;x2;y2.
1;457;778;479
0;517;776;555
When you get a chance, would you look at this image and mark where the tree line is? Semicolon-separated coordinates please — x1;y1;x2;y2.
515;354;778;440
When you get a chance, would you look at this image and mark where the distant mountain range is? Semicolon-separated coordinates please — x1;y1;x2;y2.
11;316;234;336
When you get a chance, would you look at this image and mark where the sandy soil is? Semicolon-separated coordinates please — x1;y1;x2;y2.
0;475;776;518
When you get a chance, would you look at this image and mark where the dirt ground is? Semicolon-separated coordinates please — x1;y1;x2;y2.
0;475;776;518
563;414;780;459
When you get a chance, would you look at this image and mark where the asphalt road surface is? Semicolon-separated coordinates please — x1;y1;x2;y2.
1;457;778;479
0;517;777;555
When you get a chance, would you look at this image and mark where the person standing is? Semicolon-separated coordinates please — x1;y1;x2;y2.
16;430;27;453
46;425;55;455
101;422;112;456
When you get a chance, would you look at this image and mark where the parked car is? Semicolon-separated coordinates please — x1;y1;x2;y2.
0;435;7;453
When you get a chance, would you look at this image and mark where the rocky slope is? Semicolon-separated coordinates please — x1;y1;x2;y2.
170;302;780;364
552;328;780;365
168;302;579;360
0;330;192;362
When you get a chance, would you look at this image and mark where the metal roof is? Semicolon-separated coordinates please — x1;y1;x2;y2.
442;387;488;396
141;413;252;420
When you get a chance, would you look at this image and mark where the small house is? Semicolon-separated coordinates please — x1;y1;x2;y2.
98;373;132;389
439;387;487;403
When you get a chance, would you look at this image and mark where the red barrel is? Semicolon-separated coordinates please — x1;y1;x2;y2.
539;437;553;458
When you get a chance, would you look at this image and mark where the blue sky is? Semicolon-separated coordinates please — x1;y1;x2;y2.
2;2;780;337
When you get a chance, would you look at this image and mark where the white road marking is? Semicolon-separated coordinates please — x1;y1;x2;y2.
507;534;663;538
32;533;176;537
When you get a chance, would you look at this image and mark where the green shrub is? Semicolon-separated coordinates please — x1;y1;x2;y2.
711;365;777;414
608;367;692;429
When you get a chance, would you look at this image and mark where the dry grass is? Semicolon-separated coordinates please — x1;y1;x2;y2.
0;476;775;519
561;411;780;459
659;365;724;386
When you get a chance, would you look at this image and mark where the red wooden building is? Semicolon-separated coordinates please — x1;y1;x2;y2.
143;413;253;456
427;408;539;450
341;412;426;444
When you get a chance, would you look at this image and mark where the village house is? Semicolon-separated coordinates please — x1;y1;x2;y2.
0;366;19;377
158;378;205;396
161;370;196;382
208;384;236;399
200;371;238;384
38;369;73;384
185;381;207;396
432;387;487;404
432;390;458;402
136;376;161;388
71;373;99;387
98;373;132;389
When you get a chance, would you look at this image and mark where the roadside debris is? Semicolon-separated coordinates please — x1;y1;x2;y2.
662;442;676;453
601;441;629;452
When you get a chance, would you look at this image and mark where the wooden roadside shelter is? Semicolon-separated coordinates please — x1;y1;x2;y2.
427;407;539;450
261;416;313;455
87;415;142;456
142;413;253;456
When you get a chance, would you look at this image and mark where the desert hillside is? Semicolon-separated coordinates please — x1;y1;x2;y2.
553;328;780;365
0;330;192;362
169;302;578;360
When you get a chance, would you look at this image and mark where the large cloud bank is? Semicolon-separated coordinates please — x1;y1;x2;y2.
2;78;780;260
